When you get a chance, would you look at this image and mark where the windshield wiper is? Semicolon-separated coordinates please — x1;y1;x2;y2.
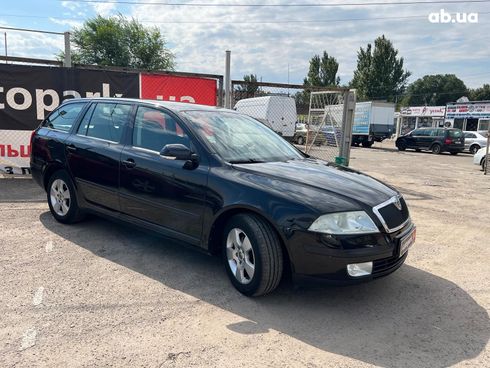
229;158;266;164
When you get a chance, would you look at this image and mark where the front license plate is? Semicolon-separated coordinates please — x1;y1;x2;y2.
399;227;416;257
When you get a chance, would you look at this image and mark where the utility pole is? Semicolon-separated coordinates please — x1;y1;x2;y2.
4;32;7;64
224;50;231;109
63;31;71;67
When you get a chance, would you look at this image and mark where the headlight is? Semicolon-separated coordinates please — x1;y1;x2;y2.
308;211;379;235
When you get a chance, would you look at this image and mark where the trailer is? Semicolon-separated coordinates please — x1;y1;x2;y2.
233;96;296;139
352;101;396;147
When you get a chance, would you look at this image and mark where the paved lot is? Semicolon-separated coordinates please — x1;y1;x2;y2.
1;144;489;368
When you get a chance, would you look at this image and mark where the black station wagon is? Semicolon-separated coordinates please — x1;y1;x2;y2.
31;98;416;296
395;127;464;154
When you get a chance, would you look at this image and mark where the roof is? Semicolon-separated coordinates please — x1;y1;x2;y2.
66;97;232;113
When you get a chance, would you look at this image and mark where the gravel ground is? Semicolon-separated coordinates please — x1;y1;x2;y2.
0;143;489;368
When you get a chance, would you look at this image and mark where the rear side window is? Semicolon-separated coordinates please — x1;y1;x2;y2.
43;103;85;132
464;132;476;138
449;130;462;138
417;130;431;137
132;106;189;151
78;102;131;142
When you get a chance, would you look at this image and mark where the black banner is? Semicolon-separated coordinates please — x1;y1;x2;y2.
0;64;139;130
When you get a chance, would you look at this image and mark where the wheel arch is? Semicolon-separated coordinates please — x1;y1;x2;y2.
207;205;293;274
42;163;66;191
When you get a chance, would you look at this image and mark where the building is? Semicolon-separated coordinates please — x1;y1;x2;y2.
444;101;490;132
395;106;446;137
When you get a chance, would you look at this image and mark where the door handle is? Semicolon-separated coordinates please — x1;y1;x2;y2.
122;158;136;168
66;145;77;152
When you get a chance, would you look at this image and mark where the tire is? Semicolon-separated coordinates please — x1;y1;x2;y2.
431;144;442;154
415;149;421;152
397;141;406;151
223;214;283;296
450;152;458;155
47;170;84;224
470;145;480;155
297;136;304;145
483;158;487;171
362;141;373;148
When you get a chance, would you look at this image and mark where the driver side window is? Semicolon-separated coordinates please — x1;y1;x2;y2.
133;107;189;152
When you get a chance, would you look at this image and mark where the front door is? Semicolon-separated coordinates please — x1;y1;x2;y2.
65;101;133;211
119;106;208;241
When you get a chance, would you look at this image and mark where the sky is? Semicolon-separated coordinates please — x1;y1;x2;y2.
0;0;489;89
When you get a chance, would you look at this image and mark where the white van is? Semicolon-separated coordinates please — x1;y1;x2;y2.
233;96;297;139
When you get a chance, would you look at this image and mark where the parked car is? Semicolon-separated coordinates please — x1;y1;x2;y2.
31;98;415;296
473;146;488;171
395;128;464;155
293;122;308;145
463;131;488;154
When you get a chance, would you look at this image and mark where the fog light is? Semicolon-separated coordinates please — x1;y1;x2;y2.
347;262;373;277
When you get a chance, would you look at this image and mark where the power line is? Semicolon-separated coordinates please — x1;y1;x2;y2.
58;0;490;7
1;11;489;24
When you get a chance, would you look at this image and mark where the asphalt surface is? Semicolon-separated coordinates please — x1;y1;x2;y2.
1;143;489;367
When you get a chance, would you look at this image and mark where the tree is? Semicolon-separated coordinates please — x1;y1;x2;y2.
350;35;410;101
304;51;340;87
59;15;175;70
236;74;261;96
469;84;490;101
401;74;468;106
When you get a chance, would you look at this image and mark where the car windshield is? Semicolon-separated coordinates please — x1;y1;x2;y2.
183;110;304;163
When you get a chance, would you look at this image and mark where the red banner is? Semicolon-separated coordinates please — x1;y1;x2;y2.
140;74;217;106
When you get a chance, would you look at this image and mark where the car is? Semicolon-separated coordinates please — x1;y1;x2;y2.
473;146;488;171
31;98;415;296
293;122;307;145
395;127;464;155
463;131;488;154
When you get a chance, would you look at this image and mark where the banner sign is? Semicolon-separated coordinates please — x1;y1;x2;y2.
141;73;217;106
0;65;219;174
352;102;371;135
399;106;446;117
0;64;139;131
446;103;490;119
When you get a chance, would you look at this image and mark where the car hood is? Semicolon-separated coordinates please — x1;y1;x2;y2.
232;159;397;208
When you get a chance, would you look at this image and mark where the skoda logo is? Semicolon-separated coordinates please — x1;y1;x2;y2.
394;197;402;211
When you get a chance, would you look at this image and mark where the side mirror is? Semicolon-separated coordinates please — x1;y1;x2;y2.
160;144;192;160
160;144;199;169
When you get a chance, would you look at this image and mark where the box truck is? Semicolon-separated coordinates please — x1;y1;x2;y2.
352;101;395;147
233;96;296;139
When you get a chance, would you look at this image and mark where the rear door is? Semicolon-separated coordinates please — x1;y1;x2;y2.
65;101;133;211
464;132;476;150
119;105;208;241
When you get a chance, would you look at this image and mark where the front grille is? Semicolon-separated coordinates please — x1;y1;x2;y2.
373;196;410;233
373;252;407;277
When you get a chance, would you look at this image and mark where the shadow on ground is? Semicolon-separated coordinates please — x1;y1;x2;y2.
40;212;489;368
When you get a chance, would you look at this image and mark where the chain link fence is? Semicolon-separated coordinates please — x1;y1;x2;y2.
231;81;353;163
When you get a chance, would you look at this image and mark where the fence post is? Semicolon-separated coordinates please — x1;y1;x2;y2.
63;32;71;67
339;89;356;166
224;50;231;109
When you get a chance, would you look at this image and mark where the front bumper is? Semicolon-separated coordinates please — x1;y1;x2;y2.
286;221;414;283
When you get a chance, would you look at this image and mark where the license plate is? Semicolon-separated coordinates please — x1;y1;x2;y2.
399;227;416;257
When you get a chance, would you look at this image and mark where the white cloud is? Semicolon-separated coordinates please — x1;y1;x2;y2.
92;3;117;17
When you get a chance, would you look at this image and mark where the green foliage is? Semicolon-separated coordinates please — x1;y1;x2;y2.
304;51;340;87
236;74;261;96
401;74;468;106
469;84;490;101
60;15;175;70
350;35;410;102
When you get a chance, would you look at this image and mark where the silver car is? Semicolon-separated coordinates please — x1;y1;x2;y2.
463;131;488;154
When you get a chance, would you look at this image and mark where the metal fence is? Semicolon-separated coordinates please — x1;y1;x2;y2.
231;80;355;164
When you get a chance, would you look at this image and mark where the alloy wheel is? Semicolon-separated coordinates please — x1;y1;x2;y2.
50;179;71;217
226;228;255;284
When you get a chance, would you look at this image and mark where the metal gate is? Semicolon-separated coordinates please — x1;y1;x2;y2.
303;90;356;165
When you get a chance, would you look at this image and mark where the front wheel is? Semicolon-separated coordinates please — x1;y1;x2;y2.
47;170;84;224
223;214;283;296
470;145;480;155
397;141;406;151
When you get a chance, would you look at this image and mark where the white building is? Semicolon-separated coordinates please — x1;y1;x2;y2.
444;101;490;132
395;106;446;137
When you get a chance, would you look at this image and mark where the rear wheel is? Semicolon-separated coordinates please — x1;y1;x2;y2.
223;214;283;296
470;145;480;155
47;170;84;224
431;144;442;154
